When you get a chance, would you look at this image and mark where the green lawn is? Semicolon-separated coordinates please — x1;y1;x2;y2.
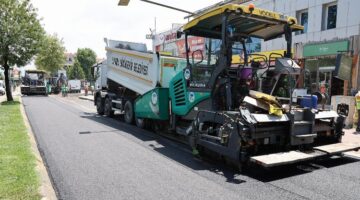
0;101;40;200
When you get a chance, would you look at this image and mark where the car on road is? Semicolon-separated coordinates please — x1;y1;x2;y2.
68;79;81;93
0;80;5;96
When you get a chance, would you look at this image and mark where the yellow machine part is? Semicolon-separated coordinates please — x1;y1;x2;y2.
249;90;283;116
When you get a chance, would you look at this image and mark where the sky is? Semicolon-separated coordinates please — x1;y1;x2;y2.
30;0;222;60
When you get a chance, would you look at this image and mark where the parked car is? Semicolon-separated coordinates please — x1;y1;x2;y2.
0;81;5;96
68;80;81;93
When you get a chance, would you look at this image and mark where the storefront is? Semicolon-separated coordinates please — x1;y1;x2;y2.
303;40;352;97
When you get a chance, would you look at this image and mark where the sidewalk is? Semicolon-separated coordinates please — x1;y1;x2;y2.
0;87;20;103
343;128;360;143
79;95;94;101
0;94;5;103
342;128;360;159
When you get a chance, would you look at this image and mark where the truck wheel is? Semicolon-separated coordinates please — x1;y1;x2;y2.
124;101;134;124
104;97;114;118
96;95;104;115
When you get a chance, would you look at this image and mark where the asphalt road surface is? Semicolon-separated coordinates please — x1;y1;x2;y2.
22;95;360;200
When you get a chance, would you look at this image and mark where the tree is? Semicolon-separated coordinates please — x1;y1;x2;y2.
35;34;66;73
75;48;97;81
0;0;45;101
67;60;85;80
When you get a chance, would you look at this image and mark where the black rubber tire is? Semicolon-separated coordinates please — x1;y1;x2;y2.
104;97;114;118
124;100;134;124
96;95;104;115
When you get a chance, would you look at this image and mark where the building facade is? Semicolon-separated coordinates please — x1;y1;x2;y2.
253;0;360;52
248;0;360;96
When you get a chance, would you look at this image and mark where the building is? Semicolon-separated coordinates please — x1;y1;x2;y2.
247;0;360;96
64;52;76;69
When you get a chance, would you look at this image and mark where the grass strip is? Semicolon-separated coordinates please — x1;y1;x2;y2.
0;101;40;200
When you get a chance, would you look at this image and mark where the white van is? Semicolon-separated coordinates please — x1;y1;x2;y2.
68;80;81;93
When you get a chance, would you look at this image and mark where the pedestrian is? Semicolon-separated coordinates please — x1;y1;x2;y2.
84;84;88;96
91;85;94;95
356;91;360;132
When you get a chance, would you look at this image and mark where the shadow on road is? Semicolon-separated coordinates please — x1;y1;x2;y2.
80;112;359;183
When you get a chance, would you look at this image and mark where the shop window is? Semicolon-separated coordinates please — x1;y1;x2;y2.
304;57;345;99
296;9;308;35
322;2;337;30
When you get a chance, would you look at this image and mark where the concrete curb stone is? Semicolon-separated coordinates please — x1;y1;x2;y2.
19;96;58;200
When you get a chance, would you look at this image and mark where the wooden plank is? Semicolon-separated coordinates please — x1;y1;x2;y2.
314;143;360;154
250;151;318;167
343;151;360;159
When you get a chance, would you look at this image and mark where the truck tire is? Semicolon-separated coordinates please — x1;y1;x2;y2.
96;95;104;115
124;101;134;124
104;97;114;118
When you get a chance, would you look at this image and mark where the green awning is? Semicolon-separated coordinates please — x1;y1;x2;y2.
303;40;349;57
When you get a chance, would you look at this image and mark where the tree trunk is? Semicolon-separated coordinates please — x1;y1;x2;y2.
4;62;13;101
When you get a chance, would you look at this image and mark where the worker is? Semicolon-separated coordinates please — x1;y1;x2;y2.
46;81;51;94
356;91;360;132
61;84;67;97
84;84;89;96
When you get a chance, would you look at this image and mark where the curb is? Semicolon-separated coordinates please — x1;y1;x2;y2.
19;97;58;200
79;96;94;101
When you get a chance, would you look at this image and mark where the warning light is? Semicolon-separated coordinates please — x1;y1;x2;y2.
249;3;255;12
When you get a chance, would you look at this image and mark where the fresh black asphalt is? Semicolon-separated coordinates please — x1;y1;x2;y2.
22;96;360;200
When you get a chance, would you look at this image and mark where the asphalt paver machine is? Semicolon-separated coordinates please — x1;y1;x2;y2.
95;4;360;169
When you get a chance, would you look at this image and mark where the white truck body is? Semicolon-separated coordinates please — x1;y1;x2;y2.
103;39;160;95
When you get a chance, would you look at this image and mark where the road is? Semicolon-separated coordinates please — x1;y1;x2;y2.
22;95;360;200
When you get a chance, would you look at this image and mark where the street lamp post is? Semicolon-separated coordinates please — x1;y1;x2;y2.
118;0;194;15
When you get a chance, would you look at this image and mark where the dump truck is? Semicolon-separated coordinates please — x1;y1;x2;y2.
95;4;359;169
21;70;48;96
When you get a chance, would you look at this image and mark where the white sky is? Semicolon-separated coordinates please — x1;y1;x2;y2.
30;0;222;59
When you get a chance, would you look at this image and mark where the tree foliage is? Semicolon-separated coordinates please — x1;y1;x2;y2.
67;60;85;80
75;48;97;80
0;0;45;101
35;34;66;73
